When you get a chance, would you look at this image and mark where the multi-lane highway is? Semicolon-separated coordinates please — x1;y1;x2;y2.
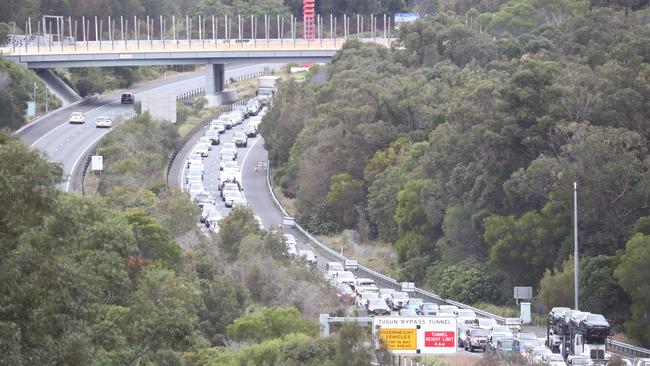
17;63;278;192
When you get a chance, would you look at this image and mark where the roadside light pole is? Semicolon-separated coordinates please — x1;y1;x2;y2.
574;182;579;310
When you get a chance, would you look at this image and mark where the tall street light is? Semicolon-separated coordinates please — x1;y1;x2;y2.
574;182;579;310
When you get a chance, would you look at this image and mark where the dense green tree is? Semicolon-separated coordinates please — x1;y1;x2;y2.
580;255;630;327
394;179;439;262
615;233;650;346
226;306;320;343
0;133;60;243
425;261;500;304
537;258;574;312
326;173;365;228
484;203;571;291
124;208;182;267
217;207;262;258
367;167;403;242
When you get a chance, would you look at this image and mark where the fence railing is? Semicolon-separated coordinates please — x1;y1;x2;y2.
165;115;215;187
265;166;650;358
176;87;205;102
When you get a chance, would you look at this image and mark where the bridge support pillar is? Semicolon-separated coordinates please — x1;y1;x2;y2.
205;63;229;107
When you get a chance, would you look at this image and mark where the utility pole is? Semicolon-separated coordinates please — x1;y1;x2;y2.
574;182;579;310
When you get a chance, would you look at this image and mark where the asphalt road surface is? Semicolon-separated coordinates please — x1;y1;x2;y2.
19;63;278;192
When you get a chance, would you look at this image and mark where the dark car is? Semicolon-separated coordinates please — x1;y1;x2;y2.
494;338;515;357
549;307;571;326
121;92;135;104
579;313;610;336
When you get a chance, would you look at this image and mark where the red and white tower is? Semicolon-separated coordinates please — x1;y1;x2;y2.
303;0;316;39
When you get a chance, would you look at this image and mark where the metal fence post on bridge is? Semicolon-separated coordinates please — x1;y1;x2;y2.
292;15;296;48
237;14;244;48
188;15;192;49
264;14;268;47
225;14;229;48
150;17;154;49
98;19;102;51
161;15;165;49
135;16;139;50
56;17;62;52
199;14;205;48
173;16;177;48
73;20;77;51
111;17;115;51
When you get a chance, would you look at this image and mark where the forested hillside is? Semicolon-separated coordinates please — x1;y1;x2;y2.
261;1;650;346
0;130;382;365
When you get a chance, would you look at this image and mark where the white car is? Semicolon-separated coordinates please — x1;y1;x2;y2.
220;160;239;172
244;124;258;137
200;204;218;223
333;271;356;287
224;191;244;208
489;325;513;339
205;130;221;145
356;291;379;308
229;194;249;208
542;353;568;366
253;215;265;230
220;150;236;162
210;120;226;133
284;233;298;244
355;278;378;295
233;132;248;147
194;143;210;157
198;136;212;150
188;185;204;198
206;210;223;232
187;154;203;167
438;305;459;315
388;291;409;310
69;111;86;124
220;170;240;185
95;116;112;128
379;288;396;303
477;318;498;330
298;249;317;265
286;242;298;257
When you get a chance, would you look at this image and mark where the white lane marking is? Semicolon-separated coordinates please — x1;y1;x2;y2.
65;131;108;192
30;75;203;148
30;63;265;148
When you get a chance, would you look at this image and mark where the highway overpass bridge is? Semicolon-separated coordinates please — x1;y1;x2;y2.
1;13;393;104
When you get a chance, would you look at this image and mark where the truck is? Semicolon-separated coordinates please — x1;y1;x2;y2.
257;75;281;105
546;309;611;365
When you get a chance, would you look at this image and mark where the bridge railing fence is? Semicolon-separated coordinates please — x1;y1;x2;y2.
4;13;395;54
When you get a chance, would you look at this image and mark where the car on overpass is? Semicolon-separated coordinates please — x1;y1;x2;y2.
121;92;135;104
95;116;112;128
69;111;86;124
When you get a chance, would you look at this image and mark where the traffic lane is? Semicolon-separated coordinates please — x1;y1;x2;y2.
18;71;205;145
22;61;277;147
43;67;250;190
240;132;334;270
240;135;285;230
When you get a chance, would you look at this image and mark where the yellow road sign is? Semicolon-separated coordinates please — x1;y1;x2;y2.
378;328;417;351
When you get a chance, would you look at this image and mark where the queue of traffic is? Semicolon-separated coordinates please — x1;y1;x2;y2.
184;97;264;232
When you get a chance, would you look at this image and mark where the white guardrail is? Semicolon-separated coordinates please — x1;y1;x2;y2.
264;165;650;358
